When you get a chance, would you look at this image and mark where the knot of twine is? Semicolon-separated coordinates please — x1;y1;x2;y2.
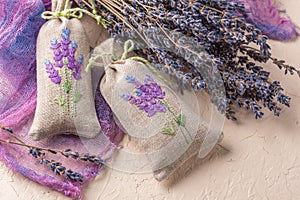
120;40;135;61
87;39;171;85
41;0;109;28
121;40;171;85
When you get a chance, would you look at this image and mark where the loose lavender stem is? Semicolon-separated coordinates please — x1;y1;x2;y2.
0;124;25;144
0;124;105;165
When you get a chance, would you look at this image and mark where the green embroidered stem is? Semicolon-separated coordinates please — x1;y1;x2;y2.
61;75;65;124
73;93;81;103
73;81;82;118
64;67;71;113
159;99;191;143
55;68;65;106
54;68;65;124
73;81;76;118
63;58;72;94
41;0;110;28
161;121;175;136
160;99;180;122
64;81;72;94
54;96;65;106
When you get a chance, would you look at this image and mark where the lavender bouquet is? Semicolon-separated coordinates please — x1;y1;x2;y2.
74;0;299;120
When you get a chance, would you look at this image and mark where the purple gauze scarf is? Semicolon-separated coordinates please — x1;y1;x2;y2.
0;0;123;199
234;0;299;40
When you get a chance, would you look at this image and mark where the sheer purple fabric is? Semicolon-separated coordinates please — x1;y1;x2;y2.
0;0;123;199
234;0;299;40
41;0;51;11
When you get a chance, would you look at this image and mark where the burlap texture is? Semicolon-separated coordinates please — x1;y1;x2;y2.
99;49;221;180
52;0;110;48
51;0;65;12
29;16;101;140
81;15;110;48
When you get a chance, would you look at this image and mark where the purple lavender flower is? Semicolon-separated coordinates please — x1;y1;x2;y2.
61;28;70;42
61;28;71;58
45;28;83;84
50;38;60;49
50;39;63;67
45;60;61;84
72;54;83;80
67;42;78;70
126;75;136;83
72;61;82;80
121;75;166;117
78;54;83;64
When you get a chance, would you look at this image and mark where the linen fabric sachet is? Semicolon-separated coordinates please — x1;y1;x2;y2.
29;16;101;140
99;50;222;181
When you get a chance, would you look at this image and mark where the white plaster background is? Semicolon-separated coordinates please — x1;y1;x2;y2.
0;0;300;199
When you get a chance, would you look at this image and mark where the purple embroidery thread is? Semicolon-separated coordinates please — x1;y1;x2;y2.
121;74;190;138
121;75;167;117
46;28;83;84
45;59;61;84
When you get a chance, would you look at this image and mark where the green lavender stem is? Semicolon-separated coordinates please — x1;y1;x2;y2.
159;99;192;143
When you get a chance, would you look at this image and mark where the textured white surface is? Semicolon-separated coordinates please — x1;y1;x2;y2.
1;1;300;199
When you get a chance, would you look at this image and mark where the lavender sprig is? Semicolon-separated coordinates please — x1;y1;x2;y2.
0;124;105;182
29;148;85;182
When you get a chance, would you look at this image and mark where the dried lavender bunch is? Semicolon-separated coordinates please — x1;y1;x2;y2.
73;0;299;120
0;124;105;182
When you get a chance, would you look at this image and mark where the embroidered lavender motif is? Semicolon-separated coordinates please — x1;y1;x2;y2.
121;75;166;117
47;28;83;82
45;60;61;84
121;75;186;136
45;28;83;106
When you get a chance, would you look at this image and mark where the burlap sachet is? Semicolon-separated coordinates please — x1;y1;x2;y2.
29;3;102;140
99;45;222;180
